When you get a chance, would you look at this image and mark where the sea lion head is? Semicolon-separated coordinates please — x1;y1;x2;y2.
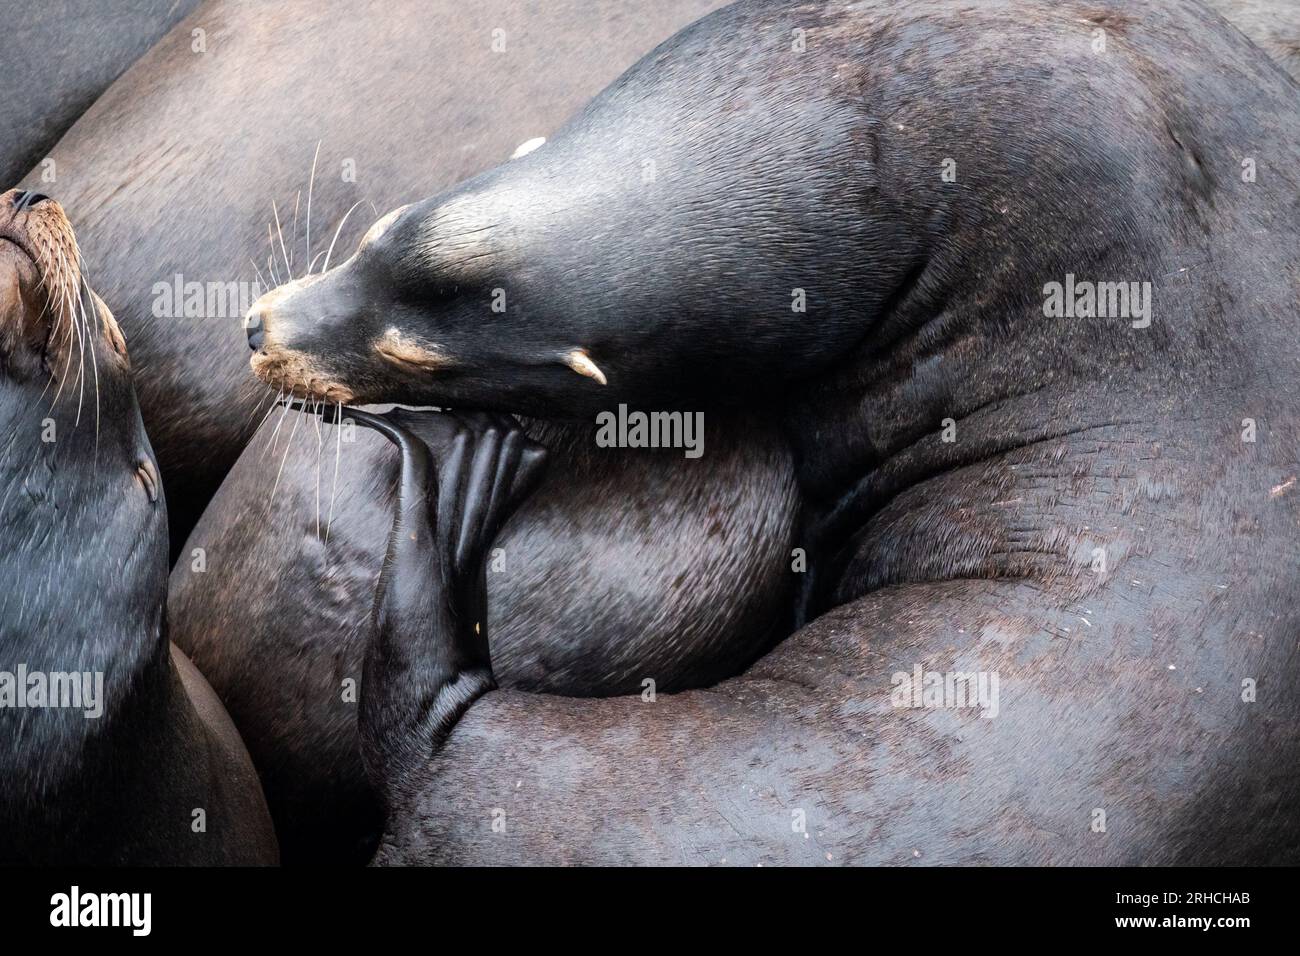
0;188;163;519
243;2;901;417
242;169;672;418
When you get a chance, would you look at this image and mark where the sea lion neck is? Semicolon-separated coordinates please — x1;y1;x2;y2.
0;461;169;798
779;195;1294;619
0;388;169;659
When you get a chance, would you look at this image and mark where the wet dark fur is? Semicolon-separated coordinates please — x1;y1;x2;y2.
277;0;1299;864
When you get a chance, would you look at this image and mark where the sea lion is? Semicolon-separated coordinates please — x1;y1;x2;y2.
286;405;548;850
18;0;729;551
0;0;201;187
0;190;276;865
251;0;1300;864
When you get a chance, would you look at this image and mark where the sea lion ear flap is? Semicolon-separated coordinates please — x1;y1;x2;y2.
511;137;546;160
562;348;607;385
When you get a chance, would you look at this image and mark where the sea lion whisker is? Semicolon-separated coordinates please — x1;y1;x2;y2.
324;400;342;545
277;398;344;423
256;387;285;430
264;389;293;456
266;227;282;286
271;199;292;281
321;199;369;274
268;398;304;509
70;283;87;429
290;190;301;277
241;383;280;434
67;240;95;429
53;248;86;428
70;246;104;444
249;258;269;293
46;248;82;424
305;141;321;280
66;257;90;432
36;235;80;414
312;395;324;540
77;269;102;455
46;304;78;416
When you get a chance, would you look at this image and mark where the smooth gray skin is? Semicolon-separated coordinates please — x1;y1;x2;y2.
342;0;1299;864
17;0;729;553
0;0;201;187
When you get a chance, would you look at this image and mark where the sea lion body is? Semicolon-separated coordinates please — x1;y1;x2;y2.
249;0;1300;864
0;192;276;865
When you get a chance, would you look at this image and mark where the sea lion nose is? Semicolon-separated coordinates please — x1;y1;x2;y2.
12;191;50;211
244;309;265;351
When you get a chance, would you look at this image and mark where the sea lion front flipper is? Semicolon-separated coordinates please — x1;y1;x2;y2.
348;407;546;811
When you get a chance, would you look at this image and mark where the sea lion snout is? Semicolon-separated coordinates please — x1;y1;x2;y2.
244;309;265;351
0;187;54;243
245;273;365;403
243;272;326;361
0;189;72;363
